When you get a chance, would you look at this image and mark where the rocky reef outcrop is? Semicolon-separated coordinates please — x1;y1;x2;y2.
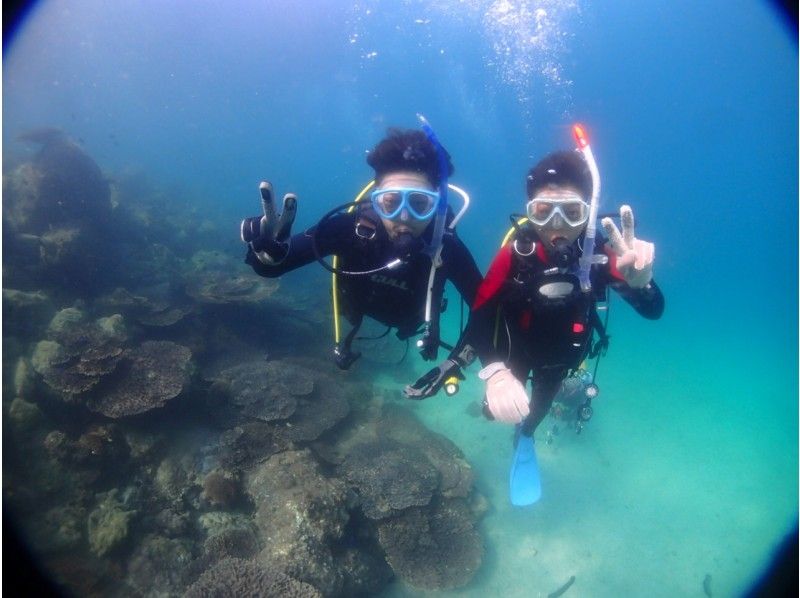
2;134;487;597
3;129;116;296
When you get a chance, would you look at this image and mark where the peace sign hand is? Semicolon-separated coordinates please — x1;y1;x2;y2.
601;205;654;289
240;181;297;265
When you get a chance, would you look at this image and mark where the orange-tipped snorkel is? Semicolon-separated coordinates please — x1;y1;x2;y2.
572;123;602;292
572;123;589;149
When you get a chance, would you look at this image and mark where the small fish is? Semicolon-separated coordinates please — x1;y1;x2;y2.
703;573;712;597
548;575;576;598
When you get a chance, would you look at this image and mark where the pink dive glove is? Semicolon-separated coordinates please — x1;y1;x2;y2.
478;362;530;424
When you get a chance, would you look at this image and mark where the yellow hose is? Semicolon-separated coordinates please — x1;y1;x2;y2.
333;180;375;344
501;216;529;247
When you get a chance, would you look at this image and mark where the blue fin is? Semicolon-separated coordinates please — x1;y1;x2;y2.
509;428;541;506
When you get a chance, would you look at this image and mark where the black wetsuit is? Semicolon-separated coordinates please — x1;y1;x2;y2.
458;230;664;435
245;206;481;358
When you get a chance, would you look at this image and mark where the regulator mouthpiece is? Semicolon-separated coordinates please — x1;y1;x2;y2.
392;231;420;259
551;237;578;269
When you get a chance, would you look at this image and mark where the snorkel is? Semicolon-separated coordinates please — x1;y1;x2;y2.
415;114;451;359
416;113;449;261
572;124;602;293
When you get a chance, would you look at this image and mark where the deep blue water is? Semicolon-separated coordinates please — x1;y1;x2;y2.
4;1;797;595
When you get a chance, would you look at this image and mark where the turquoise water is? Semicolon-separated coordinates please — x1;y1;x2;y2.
4;0;796;595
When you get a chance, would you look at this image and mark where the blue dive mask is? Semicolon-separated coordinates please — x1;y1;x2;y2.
370;188;440;220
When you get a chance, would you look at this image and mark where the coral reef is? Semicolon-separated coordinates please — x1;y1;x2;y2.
186;270;280;304
153;455;193;504
95;285;194;328
32;339;99;398
13;356;36;398
202;526;261;563
314;399;484;590
210;357;350;445
123;429;163;462
201;469;239;508
339;440;440;520
377;499;483;591
125;534;194;596
214;358;313;423
31;308;127;401
276;359;351;443
184;251;280;305
87;490;137;557
185;558;321;598
2;138;486;597
246;449;349;595
197;511;255;539
3;129;117;295
25;504;86;554
338;547;395;597
217;423;291;471
9;128;111;230
8;397;42;431
74;424;129;469
152;507;191;538
86;340;192;418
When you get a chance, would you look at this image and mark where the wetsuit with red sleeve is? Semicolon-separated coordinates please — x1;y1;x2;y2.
456;230;664;435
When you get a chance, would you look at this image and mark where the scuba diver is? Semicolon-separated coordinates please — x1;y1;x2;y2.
405;125;664;505
240;125;482;371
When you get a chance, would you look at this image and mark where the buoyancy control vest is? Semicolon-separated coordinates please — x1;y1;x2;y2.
494;220;610;373
330;182;471;369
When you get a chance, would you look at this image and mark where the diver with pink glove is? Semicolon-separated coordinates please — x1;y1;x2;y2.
409;125;663;505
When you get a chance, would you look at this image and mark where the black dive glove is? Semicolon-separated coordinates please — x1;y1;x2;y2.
404;359;465;400
404;344;475;400
241;181;297;265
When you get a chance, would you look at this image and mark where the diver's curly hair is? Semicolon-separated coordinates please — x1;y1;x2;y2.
366;128;454;187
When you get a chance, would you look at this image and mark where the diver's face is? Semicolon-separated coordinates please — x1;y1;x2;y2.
376;171;436;240
529;184;588;249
